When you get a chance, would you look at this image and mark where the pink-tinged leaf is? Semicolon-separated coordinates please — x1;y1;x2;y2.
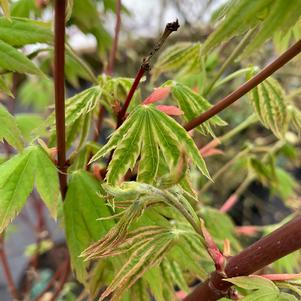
199;138;221;155
156;105;183;116
176;291;187;299
143;87;171;104
219;194;238;213
201;147;224;157
260;273;301;281
235;226;259;236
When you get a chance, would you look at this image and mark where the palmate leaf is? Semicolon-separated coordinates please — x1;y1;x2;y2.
90;105;210;185
0;146;60;233
0;40;44;76
226;276;298;301
151;42;202;82
163;81;227;136
204;0;301;56
0;17;52;46
64;171;114;284
0;104;23;151
249;76;288;138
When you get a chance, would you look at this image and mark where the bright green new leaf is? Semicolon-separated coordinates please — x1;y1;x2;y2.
0;17;52;46
0;40;44;76
203;0;301;56
0;146;60;232
164;81;227;136
0;104;23;151
35;147;60;219
249;76;288;138
64;171;114;284
11;0;40;18
15;114;44;142
91;105;210;185
0;148;36;233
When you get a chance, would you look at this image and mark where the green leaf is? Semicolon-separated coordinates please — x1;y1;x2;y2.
0;148;36;233
0;75;13;97
249;76;288;138
0;40;44;76
0;17;52;46
91;105;210;185
18;78;53;111
204;0;301;56
35;146;59;219
289;105;301;134
11;0;40;18
99;231;175;301
15;113;43;142
165;81;226;136
0;104;23;151
63;171;114;284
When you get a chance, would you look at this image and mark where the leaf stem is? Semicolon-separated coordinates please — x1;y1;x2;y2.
54;0;67;199
184;39;301;131
205;29;255;95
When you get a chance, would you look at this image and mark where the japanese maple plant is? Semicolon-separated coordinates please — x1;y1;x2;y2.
1;0;301;300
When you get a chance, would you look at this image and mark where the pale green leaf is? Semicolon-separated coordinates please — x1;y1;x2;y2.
137;110;159;184
226;275;278;291
15;113;43;142
249;76;288;138
0;147;36;233
0;17;52;46
64;171;114;284
0;104;23;151
35;146;59;219
0;40;44;76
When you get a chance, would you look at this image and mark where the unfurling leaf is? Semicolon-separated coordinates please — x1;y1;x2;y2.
143;87;171;104
155;105;183;116
90;105;210;185
249;76;288;138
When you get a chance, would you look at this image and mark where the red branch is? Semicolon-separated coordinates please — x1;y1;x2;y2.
54;0;67;199
184;215;301;300
0;234;20;300
184;39;301;131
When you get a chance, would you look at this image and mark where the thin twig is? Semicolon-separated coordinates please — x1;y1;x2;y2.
106;0;122;75
184;39;301;131
0;234;20;301
54;0;67;199
116;19;180;127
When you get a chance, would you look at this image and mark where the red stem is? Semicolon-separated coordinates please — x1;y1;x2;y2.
184;215;301;301
54;0;67;199
106;0;121;75
0;234;20;301
184;39;301;131
117;66;145;127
